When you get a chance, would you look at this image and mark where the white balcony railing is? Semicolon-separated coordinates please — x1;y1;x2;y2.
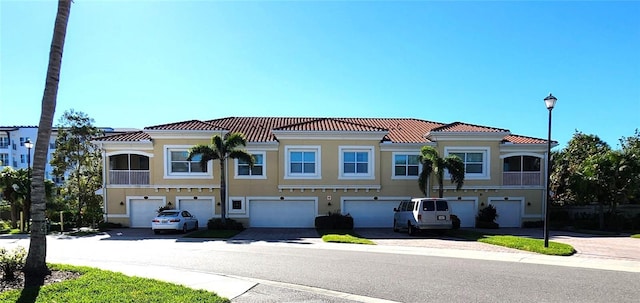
503;172;541;186
109;170;149;185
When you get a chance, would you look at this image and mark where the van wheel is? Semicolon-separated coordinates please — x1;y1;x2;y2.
393;220;399;232
408;223;415;236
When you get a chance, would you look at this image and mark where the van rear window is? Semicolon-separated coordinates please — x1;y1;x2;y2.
423;200;435;211
436;200;449;211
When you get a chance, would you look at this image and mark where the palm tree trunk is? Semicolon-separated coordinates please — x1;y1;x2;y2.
24;0;71;287
219;159;227;224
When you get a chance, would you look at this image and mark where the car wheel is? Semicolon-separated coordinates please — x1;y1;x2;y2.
393;220;399;232
194;221;199;231
153;230;160;235
408;222;415;236
182;224;187;233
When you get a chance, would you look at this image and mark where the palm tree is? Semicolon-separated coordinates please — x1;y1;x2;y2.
187;133;254;224
418;146;465;198
23;0;72;287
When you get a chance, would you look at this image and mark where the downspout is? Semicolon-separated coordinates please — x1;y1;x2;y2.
101;144;108;223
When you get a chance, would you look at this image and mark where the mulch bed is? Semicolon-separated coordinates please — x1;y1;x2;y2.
1;270;81;293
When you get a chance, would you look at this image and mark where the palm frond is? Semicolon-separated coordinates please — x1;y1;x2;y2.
229;150;254;166
224;132;248;151
444;155;465;190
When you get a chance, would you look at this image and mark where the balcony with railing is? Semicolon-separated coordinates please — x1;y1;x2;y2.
109;170;150;185
502;171;541;186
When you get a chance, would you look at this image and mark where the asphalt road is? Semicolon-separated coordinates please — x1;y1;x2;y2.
2;231;638;303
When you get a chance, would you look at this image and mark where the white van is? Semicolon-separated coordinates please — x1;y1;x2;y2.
393;198;453;235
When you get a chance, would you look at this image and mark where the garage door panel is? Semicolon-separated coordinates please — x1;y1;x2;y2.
130;199;164;228
448;200;476;228
180;199;214;228
343;200;399;228
250;200;316;228
491;201;522;228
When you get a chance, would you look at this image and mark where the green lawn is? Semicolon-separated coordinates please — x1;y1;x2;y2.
0;264;229;303
317;229;375;245
446;230;576;256
185;229;243;238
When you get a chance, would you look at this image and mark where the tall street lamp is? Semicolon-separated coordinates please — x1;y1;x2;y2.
543;94;557;248
25;138;34;229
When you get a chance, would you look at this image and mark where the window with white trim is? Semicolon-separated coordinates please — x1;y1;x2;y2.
164;146;212;178
445;147;490;179
393;153;420;178
228;196;246;214
236;152;265;178
285;146;321;179
339;146;374;179
0;153;8;166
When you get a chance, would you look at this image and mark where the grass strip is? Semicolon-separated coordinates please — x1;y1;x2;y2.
317;229;375;245
0;264;229;303
446;229;576;256
479;235;576;256
631;234;640;239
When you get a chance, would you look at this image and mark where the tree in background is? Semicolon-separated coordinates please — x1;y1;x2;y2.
551;130;640;229
0;167;28;228
418;146;465;198
550;132;611;205
50;109;104;228
187;133;254;224
24;0;72;287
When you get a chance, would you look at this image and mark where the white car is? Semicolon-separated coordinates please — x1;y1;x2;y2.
151;210;198;234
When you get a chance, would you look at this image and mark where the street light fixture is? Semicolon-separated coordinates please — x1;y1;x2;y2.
543;94;557;248
25;138;34;231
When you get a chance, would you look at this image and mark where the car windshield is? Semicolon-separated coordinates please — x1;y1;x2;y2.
157;211;179;217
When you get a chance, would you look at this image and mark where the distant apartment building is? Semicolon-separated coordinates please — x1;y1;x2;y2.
0;126;134;184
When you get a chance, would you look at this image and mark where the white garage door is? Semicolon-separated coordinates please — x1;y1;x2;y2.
448;200;476;228
130;198;164;227
491;200;522;228
249;200;316;228
343;200;399;228
179;199;215;228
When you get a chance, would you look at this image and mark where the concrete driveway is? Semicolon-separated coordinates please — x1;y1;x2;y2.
227;227;640;262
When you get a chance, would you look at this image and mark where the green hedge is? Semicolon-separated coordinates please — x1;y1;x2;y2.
315;214;353;229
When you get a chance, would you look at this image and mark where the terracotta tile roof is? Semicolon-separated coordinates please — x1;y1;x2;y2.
503;135;551;144
273;118;388;132
93;131;151;142
431;122;510;133
207;117;318;142
144;120;227;131
93;117;545;145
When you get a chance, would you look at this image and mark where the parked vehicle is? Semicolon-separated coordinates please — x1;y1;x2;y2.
393;198;453;235
151;210;198;234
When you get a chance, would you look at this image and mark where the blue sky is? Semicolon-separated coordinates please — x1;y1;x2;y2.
1;0;638;149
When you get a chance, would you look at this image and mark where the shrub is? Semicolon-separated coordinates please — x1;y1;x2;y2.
476;204;498;226
451;214;460;230
0;246;27;281
207;218;244;230
315;213;353;230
